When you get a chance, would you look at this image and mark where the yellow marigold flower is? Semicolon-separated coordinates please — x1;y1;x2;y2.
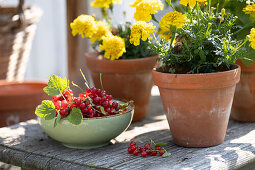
130;0;164;22
249;28;255;49
130;21;155;46
100;35;126;60
159;11;188;30
180;0;206;8
158;28;172;41
243;4;255;17
90;21;112;42
91;0;122;8
70;15;97;38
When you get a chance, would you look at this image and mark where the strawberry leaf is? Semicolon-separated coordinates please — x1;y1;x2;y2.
67;108;83;125
162;152;171;158
54;112;61;127
155;142;167;147
43;75;67;96
35;100;56;118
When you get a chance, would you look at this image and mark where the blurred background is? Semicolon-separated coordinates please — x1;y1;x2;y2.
0;0;139;81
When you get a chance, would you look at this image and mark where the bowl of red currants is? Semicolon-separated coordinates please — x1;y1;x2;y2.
36;74;134;149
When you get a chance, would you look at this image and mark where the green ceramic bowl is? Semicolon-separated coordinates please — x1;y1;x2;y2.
38;101;134;149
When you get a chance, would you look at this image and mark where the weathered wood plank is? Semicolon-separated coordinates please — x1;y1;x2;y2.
0;96;255;169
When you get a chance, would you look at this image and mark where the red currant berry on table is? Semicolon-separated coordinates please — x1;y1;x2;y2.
146;148;152;155
159;151;165;156
128;147;133;154
141;151;148;157
151;151;157;156
130;146;136;152
130;141;136;147
137;146;142;152
133;150;139;156
155;146;161;151
144;143;151;149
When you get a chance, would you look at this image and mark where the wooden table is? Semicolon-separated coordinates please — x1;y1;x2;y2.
0;96;255;170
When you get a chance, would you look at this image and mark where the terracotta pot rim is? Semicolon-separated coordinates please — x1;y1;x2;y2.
152;64;241;89
85;51;159;73
236;60;255;72
85;51;158;62
0;80;48;97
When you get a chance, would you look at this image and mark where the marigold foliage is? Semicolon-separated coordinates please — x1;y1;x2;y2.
179;0;206;8
90;21;112;42
159;11;188;30
249;28;255;49
100;35;126;60
130;0;164;22
70;15;97;38
130;21;155;46
91;0;122;8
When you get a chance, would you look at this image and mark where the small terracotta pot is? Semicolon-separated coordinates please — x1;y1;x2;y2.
231;61;255;122
85;52;158;122
152;65;241;147
0;81;49;127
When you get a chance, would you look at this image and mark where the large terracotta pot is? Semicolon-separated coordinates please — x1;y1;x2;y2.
85;52;158;122
231;61;255;122
152;65;241;147
0;81;49;127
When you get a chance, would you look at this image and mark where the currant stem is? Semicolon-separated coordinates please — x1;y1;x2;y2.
100;73;104;91
80;69;90;89
72;81;84;92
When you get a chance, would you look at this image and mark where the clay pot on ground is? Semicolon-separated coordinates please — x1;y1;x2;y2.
0;81;49;127
85;52;158;122
231;61;255;122
152;65;241;148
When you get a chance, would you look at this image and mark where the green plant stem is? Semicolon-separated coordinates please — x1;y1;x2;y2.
151;14;158;23
101;8;108;22
152;32;160;46
169;2;176;11
72;81;83;92
196;3;200;28
80;69;90;89
99;73;104;91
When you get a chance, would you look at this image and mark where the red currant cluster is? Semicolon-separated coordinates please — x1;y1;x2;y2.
52;87;127;118
128;141;166;157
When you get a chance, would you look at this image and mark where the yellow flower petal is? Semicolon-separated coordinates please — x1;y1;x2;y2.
130;0;164;22
90;21;112;42
130;21;155;46
249;28;255;49
91;0;122;8
159;11;188;30
100;35;126;60
70;15;97;38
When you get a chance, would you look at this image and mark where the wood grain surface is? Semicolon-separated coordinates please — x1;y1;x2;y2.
0;96;255;170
